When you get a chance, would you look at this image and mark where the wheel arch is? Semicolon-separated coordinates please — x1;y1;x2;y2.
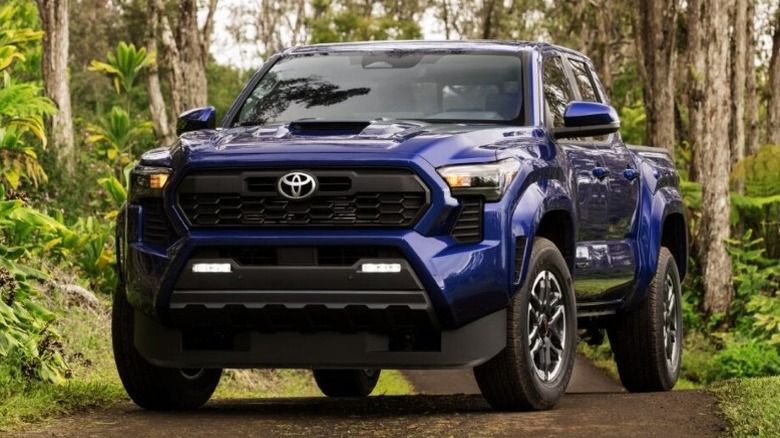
535;210;575;273
661;211;687;280
510;179;575;290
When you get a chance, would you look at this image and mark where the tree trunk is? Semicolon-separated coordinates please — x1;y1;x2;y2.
687;0;705;182
631;0;678;157
592;0;613;96
177;0;208;110
694;0;734;318
745;0;760;154
36;0;75;176
730;0;747;193
153;0;183;120
145;0;175;145
767;6;780;146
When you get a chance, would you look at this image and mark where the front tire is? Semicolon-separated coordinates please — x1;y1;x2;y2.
312;369;381;397
112;281;222;410
474;237;576;411
608;247;682;392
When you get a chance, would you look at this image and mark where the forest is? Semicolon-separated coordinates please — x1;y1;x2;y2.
0;0;779;434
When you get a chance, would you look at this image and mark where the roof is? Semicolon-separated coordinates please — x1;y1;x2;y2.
282;40;584;58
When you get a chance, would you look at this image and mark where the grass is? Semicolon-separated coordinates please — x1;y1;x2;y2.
0;285;124;431
0;380;123;430
215;368;414;399
714;376;780;437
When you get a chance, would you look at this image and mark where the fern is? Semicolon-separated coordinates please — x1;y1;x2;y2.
732;145;780;197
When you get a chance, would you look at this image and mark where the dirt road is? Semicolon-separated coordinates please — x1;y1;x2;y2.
15;355;725;437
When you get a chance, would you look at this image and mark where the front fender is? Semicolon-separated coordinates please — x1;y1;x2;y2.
510;178;574;295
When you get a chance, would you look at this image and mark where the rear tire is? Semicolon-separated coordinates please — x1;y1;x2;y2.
312;369;381;397
112;281;222;410
474;237;576;411
608;247;682;392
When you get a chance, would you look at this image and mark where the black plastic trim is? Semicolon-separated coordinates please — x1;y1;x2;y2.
451;197;484;243
134;308;507;369
176;169;430;228
141;199;175;247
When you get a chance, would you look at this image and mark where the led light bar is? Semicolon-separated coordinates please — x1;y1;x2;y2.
192;263;232;273
360;263;402;273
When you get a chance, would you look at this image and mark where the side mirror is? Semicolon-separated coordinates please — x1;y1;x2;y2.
176;106;216;136
553;101;620;139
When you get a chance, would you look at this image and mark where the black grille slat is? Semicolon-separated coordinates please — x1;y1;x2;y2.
142;199;175;246
179;193;426;227
177;169;428;228
451;198;484;243
246;177;277;192
318;176;352;191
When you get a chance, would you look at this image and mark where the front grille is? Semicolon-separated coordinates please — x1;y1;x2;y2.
451;197;483;243
141;199;175;246
179;193;426;227
177;169;429;228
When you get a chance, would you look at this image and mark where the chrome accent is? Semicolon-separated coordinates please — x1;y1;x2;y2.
277;171;317;200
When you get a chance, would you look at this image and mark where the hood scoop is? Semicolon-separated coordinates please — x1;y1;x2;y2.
288;120;371;136
284;119;430;139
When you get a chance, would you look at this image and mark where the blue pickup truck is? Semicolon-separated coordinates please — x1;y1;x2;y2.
113;41;687;411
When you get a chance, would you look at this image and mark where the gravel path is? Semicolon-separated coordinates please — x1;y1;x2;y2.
14;355;726;437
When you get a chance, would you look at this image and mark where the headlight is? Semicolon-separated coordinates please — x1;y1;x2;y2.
437;158;520;201
129;165;171;202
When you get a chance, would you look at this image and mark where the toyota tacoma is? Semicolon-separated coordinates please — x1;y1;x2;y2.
113;41;687;411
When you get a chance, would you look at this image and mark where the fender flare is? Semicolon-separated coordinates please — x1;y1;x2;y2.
509;178;575;295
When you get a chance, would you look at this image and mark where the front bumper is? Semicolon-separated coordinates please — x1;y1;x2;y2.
135;307;506;369
125;225;513;330
122;155;518;367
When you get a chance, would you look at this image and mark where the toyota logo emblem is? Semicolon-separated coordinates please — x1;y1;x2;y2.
277;171;317;200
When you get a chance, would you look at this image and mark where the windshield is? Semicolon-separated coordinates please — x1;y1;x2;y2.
234;52;524;126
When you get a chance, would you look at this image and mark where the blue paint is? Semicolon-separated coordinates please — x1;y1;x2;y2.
118;41;686;331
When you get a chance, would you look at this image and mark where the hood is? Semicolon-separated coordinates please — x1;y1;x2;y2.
144;120;544;169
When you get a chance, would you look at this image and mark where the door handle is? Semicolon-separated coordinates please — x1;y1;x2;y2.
623;168;639;181
592;167;609;180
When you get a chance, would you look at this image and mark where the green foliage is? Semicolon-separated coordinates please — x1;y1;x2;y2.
98;175;127;207
0;2;42;73
0;380;121;431
88;42;154;95
732;145;780;198
0;191;68;385
714;336;780;379
617;101;646;146
0;124;47;189
679;332;719;385
747;294;780;346
695;232;780;381
0;6;56;191
726;230;779;329
309;0;422;44
86;106;153;171
207;62;252;121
